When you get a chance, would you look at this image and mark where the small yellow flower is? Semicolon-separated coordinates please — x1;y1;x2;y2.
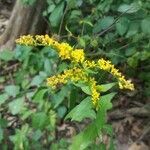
47;67;87;88
71;49;85;63
89;78;100;108
55;42;73;60
16;35;35;46
83;60;96;68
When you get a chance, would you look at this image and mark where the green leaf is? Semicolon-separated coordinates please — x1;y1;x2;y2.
21;109;33;120
14;45;32;61
33;88;48;103
116;17;129;36
81;86;91;95
32;130;43;141
0;50;14;61
67;0;83;9
44;58;52;75
125;48;136;57
141;18;150;34
30;75;45;87
103;124;113;136
49;1;65;27
4;85;20;97
93;16;114;33
0;93;9;105
32;112;49;130
97;82;116;92
80;20;93;27
0;127;3;142
100;17;114;29
126;22;139;37
78;37;86;48
0;118;7;128
69;86;78;110
140;51;150;61
70;123;97;150
65;97;96;122
47;4;55;13
10;124;29;149
95;93;116;130
52;86;70;108
57;106;67;118
127;57;138;68
118;3;140;13
70;93;116;149
99;93;116;111
8;97;24;115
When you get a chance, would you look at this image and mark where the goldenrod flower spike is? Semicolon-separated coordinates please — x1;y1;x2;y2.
47;67;87;89
47;68;100;108
16;34;134;108
97;58;134;90
89;78;100;108
16;35;35;46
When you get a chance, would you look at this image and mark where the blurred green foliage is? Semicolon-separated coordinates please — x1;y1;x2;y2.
0;0;150;149
0;45;116;149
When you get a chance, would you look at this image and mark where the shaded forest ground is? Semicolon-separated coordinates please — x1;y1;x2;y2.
0;1;149;149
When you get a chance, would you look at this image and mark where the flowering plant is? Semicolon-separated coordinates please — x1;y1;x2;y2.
16;34;134;149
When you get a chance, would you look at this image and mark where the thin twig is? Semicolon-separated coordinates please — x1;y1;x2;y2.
58;4;68;36
96;8;132;36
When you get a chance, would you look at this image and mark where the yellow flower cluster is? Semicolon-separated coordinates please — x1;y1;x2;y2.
16;35;85;63
56;42;73;60
71;49;85;63
47;67;87;89
16;34;134;108
83;60;96;68
16;35;35;46
97;58;134;90
89;78;100;108
47;68;100;107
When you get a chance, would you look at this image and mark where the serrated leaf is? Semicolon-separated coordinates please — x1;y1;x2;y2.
8;97;24;115
4;85;20;97
99;93;116;110
65;97;96;122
